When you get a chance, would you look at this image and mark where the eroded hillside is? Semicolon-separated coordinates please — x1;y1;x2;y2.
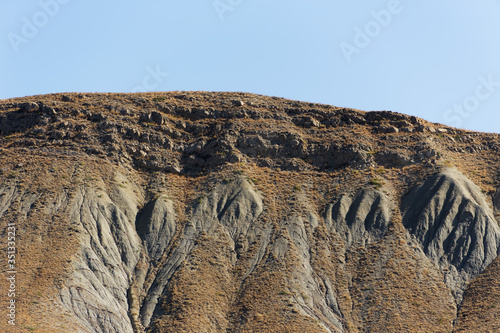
0;92;499;332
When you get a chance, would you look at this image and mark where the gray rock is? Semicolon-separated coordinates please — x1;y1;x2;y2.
51;173;144;333
139;112;151;123
21;102;39;112
136;195;176;262
325;145;373;169
61;182;142;333
150;111;164;125
373;125;399;134
42;105;58;116
119;107;131;116
325;188;392;248
237;135;275;157
139;177;263;327
91;113;106;122
365;110;412;124
284;214;344;332
375;151;412;167
342;113;366;125
186;178;264;258
402;168;500;302
400;127;414;133
293;116;321;128
323;117;341;127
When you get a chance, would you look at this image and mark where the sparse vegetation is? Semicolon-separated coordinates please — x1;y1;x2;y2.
196;194;206;204
0;91;498;333
152;96;167;102
248;178;259;185
369;177;384;189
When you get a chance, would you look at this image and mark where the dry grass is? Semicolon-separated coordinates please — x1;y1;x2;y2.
0;92;499;332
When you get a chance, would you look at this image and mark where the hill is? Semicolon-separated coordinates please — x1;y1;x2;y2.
0;91;499;332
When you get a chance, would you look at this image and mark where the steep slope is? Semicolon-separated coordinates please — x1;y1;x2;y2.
0;91;499;332
402;168;500;302
60;176;143;333
454;254;500;332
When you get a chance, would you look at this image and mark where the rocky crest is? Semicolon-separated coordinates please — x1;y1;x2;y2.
0;92;499;332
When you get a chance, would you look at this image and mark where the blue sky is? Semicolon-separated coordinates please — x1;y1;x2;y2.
1;1;499;133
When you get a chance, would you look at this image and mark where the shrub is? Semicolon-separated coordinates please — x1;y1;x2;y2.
369;177;384;189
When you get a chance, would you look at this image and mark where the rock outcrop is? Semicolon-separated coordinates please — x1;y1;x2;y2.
1;91;499;332
60;177;143;333
325;189;392;248
402;168;500;302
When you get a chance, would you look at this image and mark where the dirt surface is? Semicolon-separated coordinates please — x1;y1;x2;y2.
0;91;499;332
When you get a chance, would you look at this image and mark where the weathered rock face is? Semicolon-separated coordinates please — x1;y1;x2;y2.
0;92;499;333
280;213;344;332
136;196;176;263
60;178;143;333
402;168;500;302
137;178;264;329
9;168;494;333
325;189;391;248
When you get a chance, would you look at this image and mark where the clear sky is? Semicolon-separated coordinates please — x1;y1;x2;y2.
1;1;499;133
